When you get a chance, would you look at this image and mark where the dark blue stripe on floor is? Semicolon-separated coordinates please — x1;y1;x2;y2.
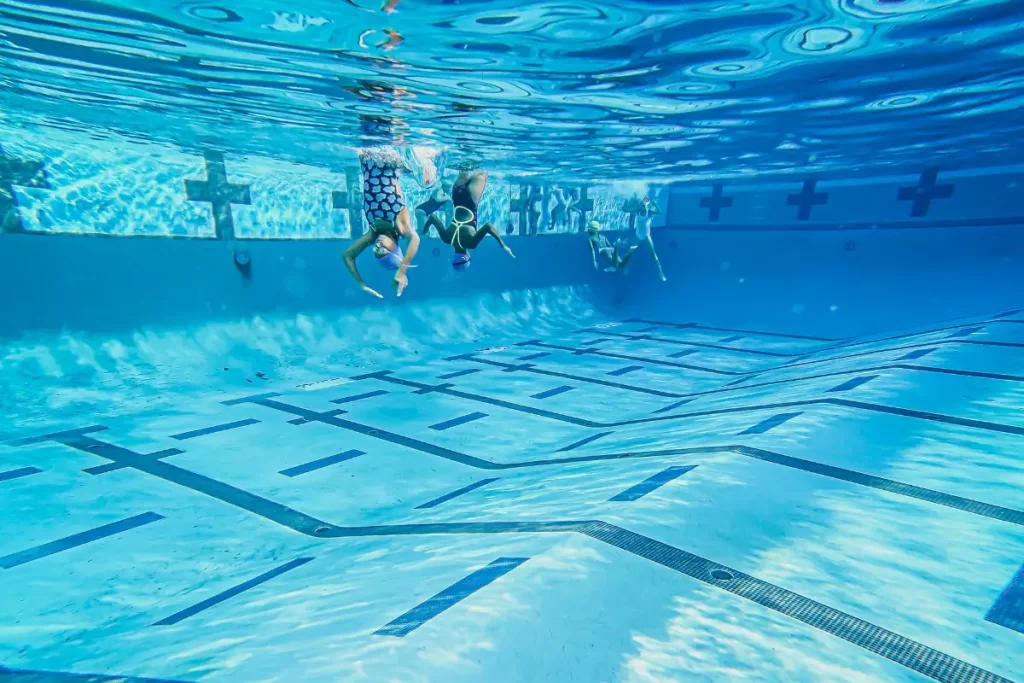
531;385;574;400
171;418;260;441
652;399;695;414
0;466;42;483
429;412;488;431
0;512;163;569
0;667;192;682
607;365;644;376
986;561;1024;635
609;465;697;502
900;348;937;360
437;369;480;380
279;449;364;477
557;431;613;452
669;349;699;358
517;352;551;361
720;335;745;343
154;557;313;626
330;389;389;405
739;412;802;435
827;375;878;393
581;337;611;346
725;375;754;387
949;326;984;338
375;557;529;637
416;478;499;509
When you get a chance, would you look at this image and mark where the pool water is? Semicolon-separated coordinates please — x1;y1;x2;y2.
2;0;1024;681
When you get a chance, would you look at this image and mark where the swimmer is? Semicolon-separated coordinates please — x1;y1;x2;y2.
633;195;666;282
587;221;636;272
421;170;515;269
343;147;429;298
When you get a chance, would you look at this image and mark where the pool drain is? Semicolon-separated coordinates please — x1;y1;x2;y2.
710;569;735;581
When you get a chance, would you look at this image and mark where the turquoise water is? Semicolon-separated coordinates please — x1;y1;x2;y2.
2;1;1024;682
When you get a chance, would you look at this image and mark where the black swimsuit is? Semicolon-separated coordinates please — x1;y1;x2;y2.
451;182;478;230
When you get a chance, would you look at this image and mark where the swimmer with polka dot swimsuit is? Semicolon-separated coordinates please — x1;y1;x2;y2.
342;148;422;299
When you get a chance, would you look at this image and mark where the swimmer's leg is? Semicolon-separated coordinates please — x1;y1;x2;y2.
644;235;666;281
454;170;489;204
466;222;514;258
616;244;640;271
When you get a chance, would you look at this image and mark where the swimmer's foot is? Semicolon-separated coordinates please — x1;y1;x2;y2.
659;272;667;282
504;246;516;259
604;266;616;273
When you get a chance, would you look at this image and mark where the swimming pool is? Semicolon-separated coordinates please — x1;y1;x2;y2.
2;1;1024;682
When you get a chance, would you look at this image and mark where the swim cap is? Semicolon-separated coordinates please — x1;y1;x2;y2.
376;245;404;271
452;252;471;271
587;220;601;233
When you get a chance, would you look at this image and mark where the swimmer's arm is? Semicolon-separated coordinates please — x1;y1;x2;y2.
398;224;420;270
343;231;382;298
588;240;598;269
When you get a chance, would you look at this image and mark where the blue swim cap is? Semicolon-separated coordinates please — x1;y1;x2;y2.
377;245;404;271
452;253;471;271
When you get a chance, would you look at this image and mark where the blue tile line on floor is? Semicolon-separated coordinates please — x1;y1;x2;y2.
279;449;365;477
986;561;1024;635
531;385;574;400
0;466;42;483
233;394;1024;528
364;368;1024;440
85;448;185;476
415;478;500;509
949;325;985;338
517;352;551;361
669;349;700;358
329;389;389;405
437;369;481;380
170;418;260;441
153;557;313;626
0;667;193;683
375;557;529;637
720;335;745;343
580;337;612;346
628;318;840;341
28;432;1021;681
556;431;614;452
739;412;803;435
609;465;697;502
429;412;489;431
288;408;345;425
607;365;644;376
827;375;879;393
652;399;695;414
0;512;164;570
900;348;937;360
597;331;800;358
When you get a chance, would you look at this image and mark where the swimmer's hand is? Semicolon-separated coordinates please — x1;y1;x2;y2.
361;285;384;299
393;270;409;297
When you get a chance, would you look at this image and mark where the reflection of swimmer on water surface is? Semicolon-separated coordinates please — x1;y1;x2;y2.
342;147;438;298
421;170;515;269
587;221;636;272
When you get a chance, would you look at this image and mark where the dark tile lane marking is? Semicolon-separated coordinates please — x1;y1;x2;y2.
0;466;42;483
429;412;489;431
153;557;313;626
170;418;260;441
827;375;879;393
986;561;1024;635
531;385;575;400
609;466;697;502
415;478;500;510
739;412;802;435
27;432;1015;683
556;431;614;452
279;449;365;477
375;557;528;637
1;512;164;570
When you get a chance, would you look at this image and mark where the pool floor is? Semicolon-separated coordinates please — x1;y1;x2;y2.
2;313;1024;682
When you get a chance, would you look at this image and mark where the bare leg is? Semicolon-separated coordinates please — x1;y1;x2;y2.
455;170;489;204
465;222;514;257
424;214;457;244
644;235;666;281
617;245;639;270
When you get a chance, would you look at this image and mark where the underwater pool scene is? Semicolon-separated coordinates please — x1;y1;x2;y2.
2;0;1024;681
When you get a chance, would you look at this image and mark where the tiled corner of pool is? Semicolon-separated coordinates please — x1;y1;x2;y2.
2;312;1024;682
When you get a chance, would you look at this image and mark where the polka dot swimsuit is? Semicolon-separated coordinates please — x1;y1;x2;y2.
361;155;405;227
